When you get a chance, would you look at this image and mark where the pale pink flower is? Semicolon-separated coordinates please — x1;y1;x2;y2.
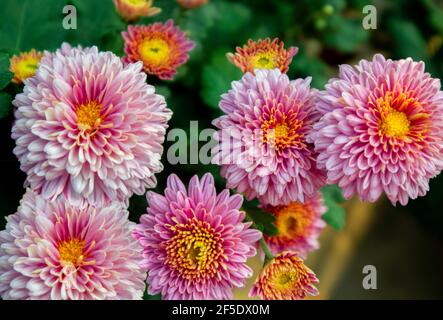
0;189;145;300
12;43;172;206
311;54;443;205
212;69;326;206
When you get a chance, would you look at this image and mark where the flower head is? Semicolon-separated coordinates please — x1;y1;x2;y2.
122;20;195;80
114;0;161;21
9;49;44;84
227;38;298;74
311;54;443;205
177;0;208;9
212;69;326;206
0;189;145;300
134;173;262;300
264;193;326;258
12;43;172;207
249;251;319;300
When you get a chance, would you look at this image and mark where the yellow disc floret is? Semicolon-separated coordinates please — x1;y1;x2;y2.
138;37;171;66
9;49;43;84
165;217;222;280
76;101;103;131
58;238;86;266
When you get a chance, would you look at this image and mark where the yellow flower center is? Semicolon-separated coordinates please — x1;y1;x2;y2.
251;51;277;69
380;110;410;138
58;238;86;266
16;58;39;79
274;123;289;140
125;0;146;5
138;38;170;66
375;92;419;139
76;101;103;130
166;217;222;280
261;113;303;152
272;268;298;291
274;203;312;239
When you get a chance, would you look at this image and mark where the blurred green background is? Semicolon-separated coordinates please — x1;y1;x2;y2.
1;0;443;299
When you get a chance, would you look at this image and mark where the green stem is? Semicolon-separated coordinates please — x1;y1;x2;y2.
259;237;274;265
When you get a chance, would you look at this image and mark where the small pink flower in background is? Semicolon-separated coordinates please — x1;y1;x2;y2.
134;173;262;300
122;20;195;80
12;43;171;207
212;69;326;206
177;0;208;9
9;49;44;84
227;38;298;75
311;54;443;205
0;189;145;300
249;251;319;300
263;193;326;258
114;0;161;22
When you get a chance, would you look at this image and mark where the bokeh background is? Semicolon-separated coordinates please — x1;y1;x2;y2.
1;0;443;299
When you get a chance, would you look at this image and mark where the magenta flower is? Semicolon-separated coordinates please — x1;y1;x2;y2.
12;43;172;207
212;69;326;206
0;189;145;300
134;173;262;300
311;54;443;205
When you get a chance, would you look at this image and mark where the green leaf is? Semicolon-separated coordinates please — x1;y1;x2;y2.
324;16;369;53
212;2;252;35
387;18;435;73
143;290;161;300
0;0;70;52
243;199;278;236
180;2;217;41
0;92;12;119
0;53;13;90
321;185;346;230
201;48;242;110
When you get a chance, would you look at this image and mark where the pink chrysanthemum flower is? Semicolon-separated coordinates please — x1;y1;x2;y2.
249;251;319;300
0;189;145;300
12;43;172;206
311;54;443;205
122;20;195;80
134;173;262;300
114;0;161;22
227;38;298;74
212;69;326;206
263;193;326;258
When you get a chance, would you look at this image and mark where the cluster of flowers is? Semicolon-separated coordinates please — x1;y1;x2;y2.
2;0;443;300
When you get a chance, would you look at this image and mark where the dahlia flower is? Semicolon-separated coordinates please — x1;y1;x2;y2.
9;49;44;84
311;54;443;205
114;0;161;21
227;38;298;74
122;20;195;80
134;173;262;300
0;189;145;300
12;43;171;206
177;0;208;9
212;69;326;206
249;251;319;300
263;193;326;258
